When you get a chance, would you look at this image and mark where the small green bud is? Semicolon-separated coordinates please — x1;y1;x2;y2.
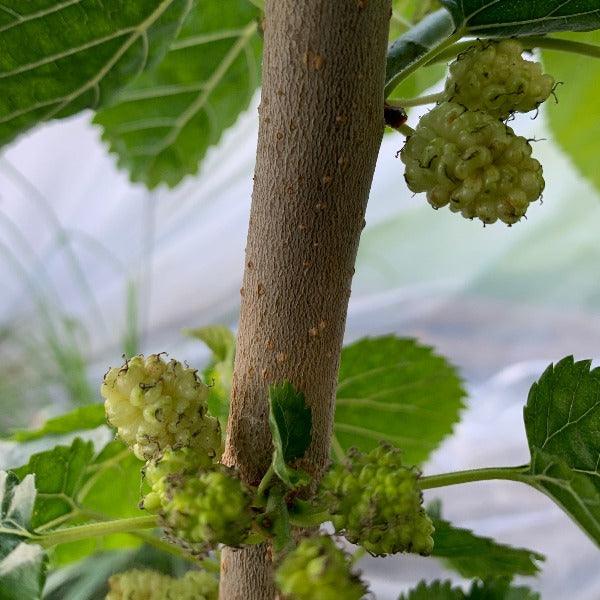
275;536;367;600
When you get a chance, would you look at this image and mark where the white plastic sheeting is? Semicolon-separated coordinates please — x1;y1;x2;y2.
1;96;600;598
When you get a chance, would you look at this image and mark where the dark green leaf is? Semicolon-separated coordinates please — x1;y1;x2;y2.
544;31;600;194
0;0;190;147
186;325;236;424
10;405;106;442
430;515;544;579
0;471;47;600
94;0;262;188
335;336;465;465
398;580;463;600
268;382;312;488
398;579;540;600
441;0;600;36
386;9;456;95
466;579;540;600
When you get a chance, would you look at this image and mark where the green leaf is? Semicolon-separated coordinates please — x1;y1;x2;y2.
399;580;463;600
185;325;236;424
544;31;600;194
185;325;236;363
334;336;465;465
522;356;600;545
525;448;600;545
466;579;540;600
268;382;312;488
12;438;145;566
386;9;456;95
0;471;47;600
430;515;544;579
10;405;106;442
94;0;262;188
264;486;292;554
399;579;540;600
13;439;94;530
440;0;600;36
0;0;191;147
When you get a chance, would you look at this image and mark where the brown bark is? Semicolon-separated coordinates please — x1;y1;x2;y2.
219;1;391;598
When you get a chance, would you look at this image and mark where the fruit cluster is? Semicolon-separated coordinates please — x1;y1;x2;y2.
275;536;367;600
400;40;553;225
319;444;434;556
106;569;217;600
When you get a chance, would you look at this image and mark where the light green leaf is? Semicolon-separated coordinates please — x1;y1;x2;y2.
94;0;262;188
10;405;106;442
0;0;191;147
440;0;600;36
544;31;600;194
0;471;47;600
264;486;291;553
522;356;600;545
185;325;235;363
334;336;465;465
185;325;236;424
268;382;312;488
429;513;544;579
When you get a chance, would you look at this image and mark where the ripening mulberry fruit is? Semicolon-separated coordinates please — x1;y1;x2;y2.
141;447;212;512
163;467;253;547
445;39;554;119
275;536;367;600
319;444;434;556
101;354;222;461
105;569;217;600
400;102;544;225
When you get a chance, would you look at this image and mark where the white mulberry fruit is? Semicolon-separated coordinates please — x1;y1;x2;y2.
445;40;554;119
101;354;222;461
106;568;217;600
163;467;253;547
320;444;434;556
275;536;367;600
400;102;544;225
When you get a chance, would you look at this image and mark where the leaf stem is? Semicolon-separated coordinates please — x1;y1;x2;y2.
420;465;530;490
429;36;600;66
37;515;157;548
386;28;464;97
257;465;275;497
387;92;445;108
331;435;346;462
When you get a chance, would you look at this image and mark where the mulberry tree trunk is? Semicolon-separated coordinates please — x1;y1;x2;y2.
219;1;391;598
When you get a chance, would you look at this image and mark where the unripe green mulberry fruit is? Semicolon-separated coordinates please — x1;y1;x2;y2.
106;568;217;600
141;447;212;512
163;466;253;547
320;444;434;556
101;354;222;461
445;39;554;119
400;102;544;225
275;536;367;600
